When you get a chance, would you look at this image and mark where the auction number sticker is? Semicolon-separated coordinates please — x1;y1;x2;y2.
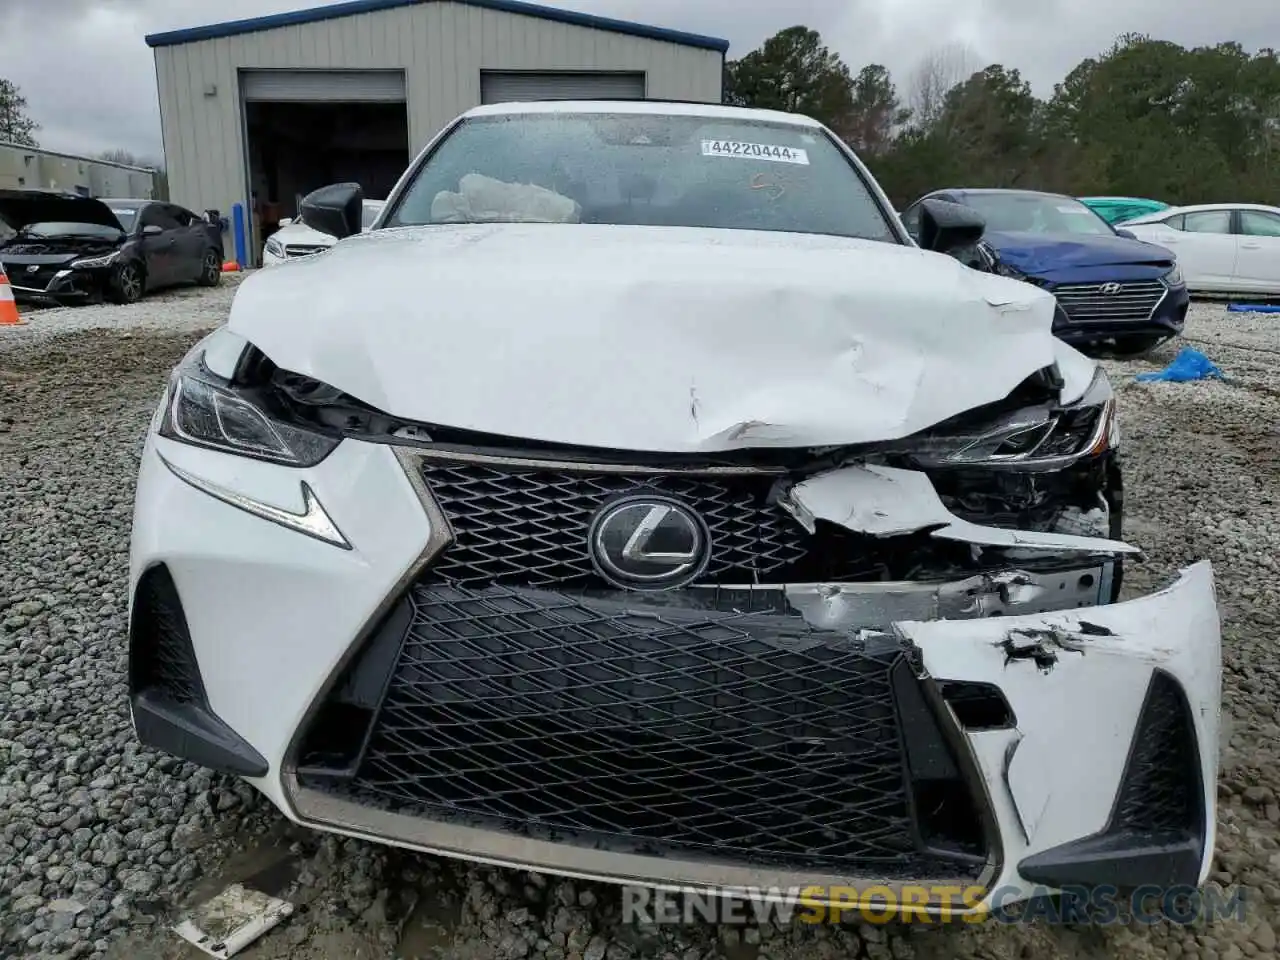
701;140;810;165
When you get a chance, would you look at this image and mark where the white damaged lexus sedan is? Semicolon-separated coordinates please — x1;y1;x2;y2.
129;101;1221;915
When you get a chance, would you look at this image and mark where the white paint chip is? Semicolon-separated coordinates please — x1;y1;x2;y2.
172;883;294;958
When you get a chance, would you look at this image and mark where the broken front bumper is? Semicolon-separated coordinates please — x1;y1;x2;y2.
128;437;1221;913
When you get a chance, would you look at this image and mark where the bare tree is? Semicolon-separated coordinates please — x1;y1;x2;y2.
908;43;980;133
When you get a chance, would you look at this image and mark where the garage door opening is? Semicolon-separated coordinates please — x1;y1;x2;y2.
242;70;409;265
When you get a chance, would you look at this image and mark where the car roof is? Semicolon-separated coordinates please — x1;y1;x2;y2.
1123;202;1280;224
938;188;1077;201
461;99;824;129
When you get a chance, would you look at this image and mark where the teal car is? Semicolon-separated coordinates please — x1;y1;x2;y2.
1079;196;1171;225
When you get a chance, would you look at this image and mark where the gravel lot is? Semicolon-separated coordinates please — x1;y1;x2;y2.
2;283;1278;960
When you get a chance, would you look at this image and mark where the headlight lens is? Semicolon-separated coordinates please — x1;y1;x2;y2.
1164;262;1185;287
71;251;119;269
908;367;1118;469
159;367;340;466
265;238;285;258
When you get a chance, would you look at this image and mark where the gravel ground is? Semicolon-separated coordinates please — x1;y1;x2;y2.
1;288;1278;960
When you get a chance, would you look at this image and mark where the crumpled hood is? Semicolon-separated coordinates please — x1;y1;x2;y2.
0;189;124;232
229;223;1063;453
985;230;1175;275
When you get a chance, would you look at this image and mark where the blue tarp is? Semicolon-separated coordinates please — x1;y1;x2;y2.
1135;346;1225;382
1226;303;1280;313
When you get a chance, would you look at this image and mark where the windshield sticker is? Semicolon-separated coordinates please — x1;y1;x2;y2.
701;140;810;165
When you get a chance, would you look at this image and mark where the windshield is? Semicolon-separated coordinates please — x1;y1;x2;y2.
107;207;139;232
19;221;124;240
386;113;896;242
361;203;384;230
963;194;1116;237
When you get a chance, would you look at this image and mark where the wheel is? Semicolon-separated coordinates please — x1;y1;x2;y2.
107;261;144;304
1110;334;1168;358
197;249;222;287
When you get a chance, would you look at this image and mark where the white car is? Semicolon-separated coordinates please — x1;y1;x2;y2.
128;100;1221;918
261;199;385;264
1119;203;1280;295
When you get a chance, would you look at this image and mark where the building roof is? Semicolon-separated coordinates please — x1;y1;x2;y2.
144;0;730;53
0;142;155;173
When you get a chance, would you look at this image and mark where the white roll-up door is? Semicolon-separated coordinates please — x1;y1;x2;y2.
480;71;646;104
240;70;407;102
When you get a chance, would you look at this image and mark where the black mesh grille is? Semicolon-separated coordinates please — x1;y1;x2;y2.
128;566;204;705
420;461;809;587
314;583;981;877
1113;670;1201;833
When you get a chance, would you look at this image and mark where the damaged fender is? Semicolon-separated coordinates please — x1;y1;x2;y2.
897;562;1221;895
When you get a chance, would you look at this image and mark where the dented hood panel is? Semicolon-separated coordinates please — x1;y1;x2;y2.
228;223;1062;452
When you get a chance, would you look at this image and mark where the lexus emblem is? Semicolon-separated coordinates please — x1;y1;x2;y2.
588;496;711;590
1099;282;1122;295
26;265;39;274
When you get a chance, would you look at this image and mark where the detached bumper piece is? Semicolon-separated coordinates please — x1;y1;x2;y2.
1018;669;1206;888
297;583;994;883
129;566;268;777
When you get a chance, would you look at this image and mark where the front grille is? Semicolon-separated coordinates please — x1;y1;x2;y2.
421;461;811;587
319;583;980;877
1053;280;1166;323
284;243;329;258
3;265;58;290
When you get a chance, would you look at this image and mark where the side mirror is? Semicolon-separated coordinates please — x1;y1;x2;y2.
142;225;163;236
299;183;363;240
918;198;986;254
1115;228;1137;240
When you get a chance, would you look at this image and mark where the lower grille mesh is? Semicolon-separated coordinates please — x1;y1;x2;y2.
317;582;971;876
128;566;204;705
1113;670;1200;832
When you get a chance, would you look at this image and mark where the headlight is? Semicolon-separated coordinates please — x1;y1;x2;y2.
265;238;285;259
71;251;119;269
1164;262;1185;287
907;367;1118;470
158;363;340;467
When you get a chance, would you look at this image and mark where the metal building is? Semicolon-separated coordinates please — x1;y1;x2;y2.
0;143;156;199
145;0;728;264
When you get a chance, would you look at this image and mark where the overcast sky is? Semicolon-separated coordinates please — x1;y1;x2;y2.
6;0;1277;161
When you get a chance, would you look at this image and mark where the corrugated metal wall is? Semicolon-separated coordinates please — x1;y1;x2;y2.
154;0;723;233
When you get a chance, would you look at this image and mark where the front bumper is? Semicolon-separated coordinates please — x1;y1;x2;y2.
128;435;1221;913
7;266;104;304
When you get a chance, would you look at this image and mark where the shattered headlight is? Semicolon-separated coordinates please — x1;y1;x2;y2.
71;251;119;269
158;361;340;467
264;237;285;259
909;367;1118;470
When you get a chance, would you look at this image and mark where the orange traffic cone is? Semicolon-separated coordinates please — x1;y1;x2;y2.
0;271;23;326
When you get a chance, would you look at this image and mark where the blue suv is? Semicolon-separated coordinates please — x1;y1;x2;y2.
900;189;1189;353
